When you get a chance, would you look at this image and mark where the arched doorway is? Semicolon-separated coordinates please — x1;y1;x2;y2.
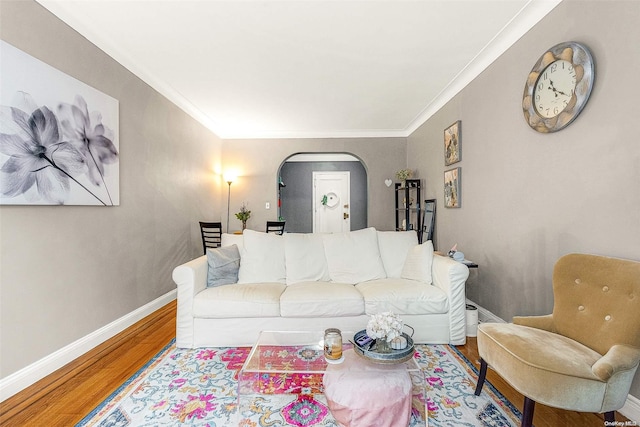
277;153;368;233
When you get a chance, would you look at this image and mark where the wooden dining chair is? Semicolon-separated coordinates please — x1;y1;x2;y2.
265;221;285;235
199;221;222;254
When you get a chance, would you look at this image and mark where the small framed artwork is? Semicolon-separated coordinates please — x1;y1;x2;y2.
444;167;461;208
444;120;461;166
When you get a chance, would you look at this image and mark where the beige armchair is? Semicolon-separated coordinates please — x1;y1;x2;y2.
474;253;640;427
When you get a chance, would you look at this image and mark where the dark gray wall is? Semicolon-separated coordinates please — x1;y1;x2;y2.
280;161;367;232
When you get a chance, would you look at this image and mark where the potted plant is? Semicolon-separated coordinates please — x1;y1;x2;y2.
235;203;251;230
395;169;413;187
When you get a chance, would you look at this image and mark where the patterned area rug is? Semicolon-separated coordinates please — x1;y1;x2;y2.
77;340;521;427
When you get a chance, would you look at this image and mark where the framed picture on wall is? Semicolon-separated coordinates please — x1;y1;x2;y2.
444;167;461;208
0;41;119;206
444;120;461;166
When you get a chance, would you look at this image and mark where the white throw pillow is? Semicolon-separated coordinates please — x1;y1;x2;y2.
322;227;387;284
284;233;331;285
377;231;419;278
221;233;244;253
237;230;286;284
401;241;434;284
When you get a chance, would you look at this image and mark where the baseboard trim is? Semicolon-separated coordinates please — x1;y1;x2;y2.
0;290;176;402
466;298;507;324
619;393;640;422
467;299;640;422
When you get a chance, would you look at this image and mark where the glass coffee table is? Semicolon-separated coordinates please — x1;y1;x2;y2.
237;330;427;426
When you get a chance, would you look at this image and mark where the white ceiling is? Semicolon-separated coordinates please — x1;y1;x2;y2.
36;0;560;139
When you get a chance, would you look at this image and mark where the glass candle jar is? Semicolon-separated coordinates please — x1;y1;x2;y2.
324;328;343;361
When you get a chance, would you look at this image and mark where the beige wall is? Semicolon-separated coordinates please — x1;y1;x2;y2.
221;138;407;233
407;0;640;397
0;1;223;377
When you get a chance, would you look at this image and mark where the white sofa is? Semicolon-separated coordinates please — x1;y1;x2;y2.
173;227;469;348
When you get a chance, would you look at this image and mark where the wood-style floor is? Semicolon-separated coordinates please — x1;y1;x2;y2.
0;300;631;426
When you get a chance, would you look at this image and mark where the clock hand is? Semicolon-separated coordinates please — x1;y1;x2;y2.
547;80;570;97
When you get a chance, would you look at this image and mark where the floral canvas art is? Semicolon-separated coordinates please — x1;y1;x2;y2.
0;41;119;205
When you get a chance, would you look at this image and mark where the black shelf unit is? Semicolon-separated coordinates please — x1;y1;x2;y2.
394;179;422;242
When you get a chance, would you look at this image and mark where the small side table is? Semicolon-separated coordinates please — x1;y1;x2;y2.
460;259;479;337
461;259;478;269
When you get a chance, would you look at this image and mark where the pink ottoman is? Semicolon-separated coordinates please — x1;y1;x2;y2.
323;349;412;427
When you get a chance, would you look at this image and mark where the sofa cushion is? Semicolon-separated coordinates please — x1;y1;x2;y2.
377;231;419;278
401;241;434;285
193;282;286;318
284;233;331;285
280;282;365;317
322;227;387;284
237;230;286;284
221;233;244;253
206;244;240;287
356;278;448;315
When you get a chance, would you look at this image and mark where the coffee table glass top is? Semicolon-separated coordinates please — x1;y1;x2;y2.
237;330;427;426
240;330;422;374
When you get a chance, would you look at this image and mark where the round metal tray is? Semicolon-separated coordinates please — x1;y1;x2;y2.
352;330;415;364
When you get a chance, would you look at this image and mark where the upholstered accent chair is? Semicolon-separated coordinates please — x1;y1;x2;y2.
475;253;640;427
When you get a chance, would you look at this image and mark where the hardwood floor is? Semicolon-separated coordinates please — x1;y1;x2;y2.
0;301;176;427
0;301;632;426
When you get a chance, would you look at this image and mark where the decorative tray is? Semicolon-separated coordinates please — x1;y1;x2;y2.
351;329;415;364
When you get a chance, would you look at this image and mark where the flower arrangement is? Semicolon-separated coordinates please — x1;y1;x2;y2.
395;169;413;182
235;203;251;229
366;311;403;342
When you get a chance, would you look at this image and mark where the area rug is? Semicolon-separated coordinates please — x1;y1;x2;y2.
77;340;521;427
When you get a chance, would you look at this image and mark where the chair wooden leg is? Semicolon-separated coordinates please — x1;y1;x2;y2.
604;411;615;422
521;397;535;427
474;358;488;396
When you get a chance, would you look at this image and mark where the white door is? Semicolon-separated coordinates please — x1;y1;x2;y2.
313;171;350;233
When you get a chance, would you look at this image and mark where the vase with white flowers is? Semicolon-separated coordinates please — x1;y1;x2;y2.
366;312;403;353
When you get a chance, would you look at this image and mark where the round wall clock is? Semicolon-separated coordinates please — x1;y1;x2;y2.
522;41;595;133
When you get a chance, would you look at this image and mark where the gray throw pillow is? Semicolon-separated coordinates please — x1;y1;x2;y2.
206;245;241;287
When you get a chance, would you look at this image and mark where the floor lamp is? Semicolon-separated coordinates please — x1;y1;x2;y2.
225;179;233;233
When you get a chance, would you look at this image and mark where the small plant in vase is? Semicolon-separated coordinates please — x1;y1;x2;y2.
235;203;251;230
395;169;413;187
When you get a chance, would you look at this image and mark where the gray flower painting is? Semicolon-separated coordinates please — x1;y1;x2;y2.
0;41;119;205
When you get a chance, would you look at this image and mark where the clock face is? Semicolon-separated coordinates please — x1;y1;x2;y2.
522;42;595;133
534;60;576;118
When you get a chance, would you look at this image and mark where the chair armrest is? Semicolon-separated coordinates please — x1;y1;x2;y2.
591;344;640;381
432;254;469;345
172;255;208;348
513;314;556;333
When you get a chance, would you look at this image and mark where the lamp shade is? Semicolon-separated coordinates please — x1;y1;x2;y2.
223;171;237;184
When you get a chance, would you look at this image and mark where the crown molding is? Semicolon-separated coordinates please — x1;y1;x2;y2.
36;0;562;140
404;0;562;137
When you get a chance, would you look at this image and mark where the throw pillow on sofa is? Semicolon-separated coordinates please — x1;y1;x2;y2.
401;240;434;284
284;233;331;285
237;230;286;284
221;233;244;253
322;227;387;284
377;230;419;278
206;244;241;287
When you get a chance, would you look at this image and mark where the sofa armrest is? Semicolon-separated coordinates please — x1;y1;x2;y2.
513;314;556;333
432;254;469;345
591;344;640;381
172;255;208;348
